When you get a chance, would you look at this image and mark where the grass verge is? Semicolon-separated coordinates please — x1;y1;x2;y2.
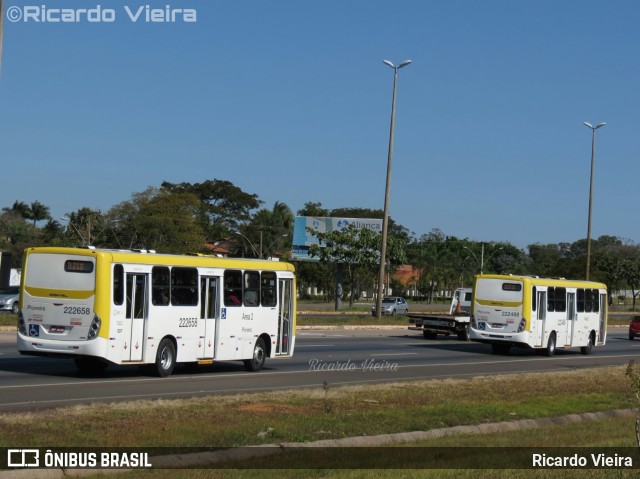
3;366;639;477
67;416;640;479
1;366;634;448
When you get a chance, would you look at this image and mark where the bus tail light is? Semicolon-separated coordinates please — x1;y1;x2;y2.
88;315;101;340
18;311;26;335
517;318;526;332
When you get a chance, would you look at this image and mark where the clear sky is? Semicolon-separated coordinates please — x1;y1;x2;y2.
1;0;638;249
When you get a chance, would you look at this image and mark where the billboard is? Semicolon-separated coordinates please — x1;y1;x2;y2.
291;216;383;261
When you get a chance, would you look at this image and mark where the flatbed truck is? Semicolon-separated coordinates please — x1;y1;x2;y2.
408;288;472;341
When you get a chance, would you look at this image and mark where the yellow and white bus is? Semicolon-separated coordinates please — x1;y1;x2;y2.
470;274;607;356
17;247;296;376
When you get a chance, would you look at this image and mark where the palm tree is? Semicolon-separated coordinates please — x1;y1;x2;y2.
4;200;30;219
29;201;51;226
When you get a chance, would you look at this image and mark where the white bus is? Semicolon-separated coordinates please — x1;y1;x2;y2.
17;247;296;376
470;274;607;356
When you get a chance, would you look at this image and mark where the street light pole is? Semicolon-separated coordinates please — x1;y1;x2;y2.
463;244;484;274
583;121;606;281
463;243;502;275
375;59;411;319
236;232;260;258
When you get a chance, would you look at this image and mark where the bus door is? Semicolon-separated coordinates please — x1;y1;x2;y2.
533;289;547;347
200;276;219;359
125;273;148;362
566;292;576;346
276;278;293;356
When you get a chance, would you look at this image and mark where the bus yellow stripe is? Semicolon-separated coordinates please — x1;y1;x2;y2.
24;286;94;300
475;298;523;308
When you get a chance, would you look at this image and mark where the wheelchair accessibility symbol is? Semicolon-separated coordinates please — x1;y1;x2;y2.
28;324;39;337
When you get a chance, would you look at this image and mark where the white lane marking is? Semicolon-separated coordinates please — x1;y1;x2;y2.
369;352;419;357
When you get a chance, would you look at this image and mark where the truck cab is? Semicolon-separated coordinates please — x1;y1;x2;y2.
449;288;472;315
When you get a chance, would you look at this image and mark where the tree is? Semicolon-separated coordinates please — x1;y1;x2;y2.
407;229;457;303
161;179;262;240
28;201;51;226
0;208;39;267
241;201;293;258
593;253;624;305
297;202;329;217
63;208;109;247
308;224;406;308
109;187;206;254
623;259;640;311
294;202;332;299
40;219;67;247
528;243;562;277
3;201;30;220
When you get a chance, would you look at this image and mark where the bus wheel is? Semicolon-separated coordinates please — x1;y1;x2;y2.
154;338;176;377
544;333;556;357
74;356;108;375
581;334;594;355
244;338;266;372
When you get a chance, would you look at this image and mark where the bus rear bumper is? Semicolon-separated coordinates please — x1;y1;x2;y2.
17;333;105;358
469;329;529;346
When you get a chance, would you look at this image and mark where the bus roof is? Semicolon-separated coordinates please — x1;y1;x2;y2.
475;274;606;290
23;247;296;272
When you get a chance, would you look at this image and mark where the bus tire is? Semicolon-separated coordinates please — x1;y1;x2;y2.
244;337;266;372
154;338;176;377
544;332;556;357
581;334;594;355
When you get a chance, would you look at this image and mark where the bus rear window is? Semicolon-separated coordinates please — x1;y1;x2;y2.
25;253;96;291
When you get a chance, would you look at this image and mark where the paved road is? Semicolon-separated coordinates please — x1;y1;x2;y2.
0;328;638;412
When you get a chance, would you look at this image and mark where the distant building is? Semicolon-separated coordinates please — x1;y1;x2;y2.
392;265;422;297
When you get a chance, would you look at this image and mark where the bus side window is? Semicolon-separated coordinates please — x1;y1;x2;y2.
171;267;198;306
224;270;243;307
113;264;124;305
261;272;277;307
586;288;599;312
532;286;537;311
555;287;566;312
243;271;260;307
577;288;585;313
152;266;170;306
